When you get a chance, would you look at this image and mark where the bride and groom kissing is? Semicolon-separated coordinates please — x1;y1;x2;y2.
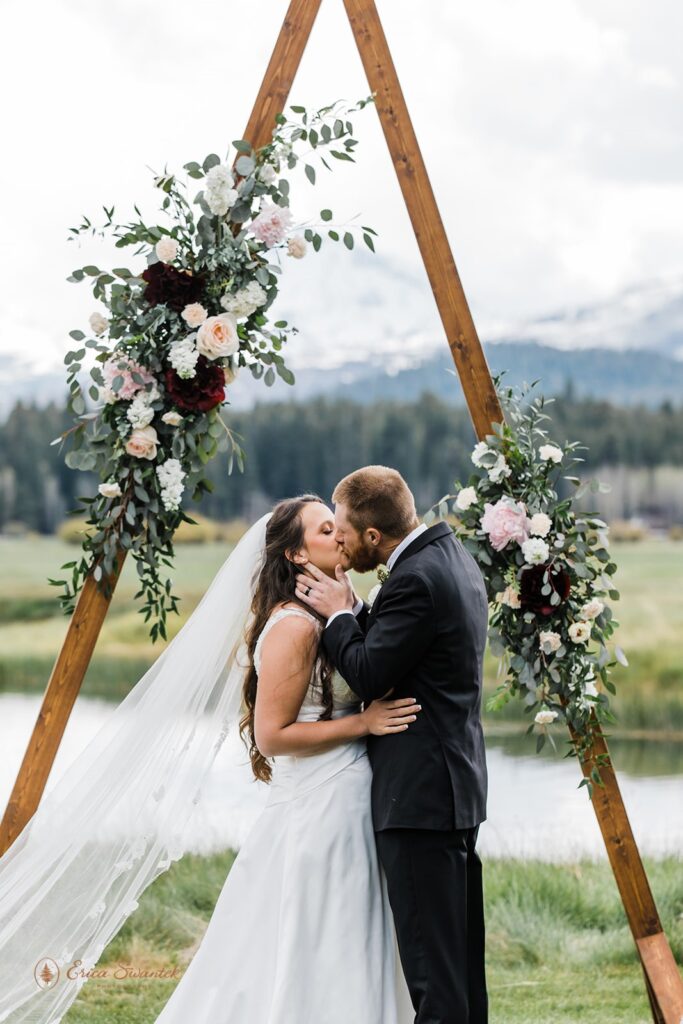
169;464;490;1024
0;463;489;1024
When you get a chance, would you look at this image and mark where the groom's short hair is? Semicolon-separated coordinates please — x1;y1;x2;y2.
332;466;418;538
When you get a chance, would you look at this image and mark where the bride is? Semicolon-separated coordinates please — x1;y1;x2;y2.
0;495;417;1023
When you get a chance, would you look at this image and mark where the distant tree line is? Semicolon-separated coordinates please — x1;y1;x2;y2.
1;392;682;533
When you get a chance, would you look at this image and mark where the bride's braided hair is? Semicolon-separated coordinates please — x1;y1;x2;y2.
240;495;335;783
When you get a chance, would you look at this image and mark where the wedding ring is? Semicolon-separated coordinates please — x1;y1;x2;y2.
304;586;311;596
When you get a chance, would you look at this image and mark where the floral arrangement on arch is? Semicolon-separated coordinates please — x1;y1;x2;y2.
52;96;377;641
427;378;628;794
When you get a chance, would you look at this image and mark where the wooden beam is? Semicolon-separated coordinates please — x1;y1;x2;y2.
0;551;126;855
343;0;502;441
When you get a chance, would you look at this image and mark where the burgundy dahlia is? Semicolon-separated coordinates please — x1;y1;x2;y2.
519;561;571;617
141;262;205;312
164;356;226;412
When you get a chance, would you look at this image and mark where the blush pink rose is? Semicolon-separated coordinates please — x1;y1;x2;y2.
480;497;531;551
196;313;239;359
125;424;158;460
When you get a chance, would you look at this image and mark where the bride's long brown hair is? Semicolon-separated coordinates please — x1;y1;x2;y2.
240;495;335;783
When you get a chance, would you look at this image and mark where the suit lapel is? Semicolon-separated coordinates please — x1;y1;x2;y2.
366;521;452;622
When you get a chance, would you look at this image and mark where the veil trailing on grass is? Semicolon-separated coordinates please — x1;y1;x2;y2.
0;512;271;1024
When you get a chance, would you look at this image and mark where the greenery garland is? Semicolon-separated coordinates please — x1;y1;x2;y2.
52;96;376;641
428;377;628;793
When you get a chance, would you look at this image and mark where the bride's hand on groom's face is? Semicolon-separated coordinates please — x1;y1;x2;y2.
295;560;354;619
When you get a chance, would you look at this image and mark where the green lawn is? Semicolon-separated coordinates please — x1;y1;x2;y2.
58;852;682;1024
1;535;681;728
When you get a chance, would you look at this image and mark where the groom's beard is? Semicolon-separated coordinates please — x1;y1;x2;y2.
339;539;382;573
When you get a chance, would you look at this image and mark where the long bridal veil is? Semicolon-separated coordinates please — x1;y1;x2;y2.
0;512;271;1024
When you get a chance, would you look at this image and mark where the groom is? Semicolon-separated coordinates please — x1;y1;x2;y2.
296;465;489;1024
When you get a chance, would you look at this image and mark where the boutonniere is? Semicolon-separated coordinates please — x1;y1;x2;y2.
368;566;390;608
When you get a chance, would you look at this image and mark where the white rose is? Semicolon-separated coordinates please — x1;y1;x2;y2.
580;598;604;620
155;238;178;263
539;444;563;464
498;585;521;608
181;303;208;328
98;480;122;499
539;630;561;654
197;314;239;359
89;312;109;336
100;385;117;405
257;163;278;185
287;235;308;259
455;486;477;511
471;441;491;467
568;620;592;645
367;584;382;607
488;454;512;483
162;411;184;426
534;709;559;725
529;512;552;537
521;537;550;565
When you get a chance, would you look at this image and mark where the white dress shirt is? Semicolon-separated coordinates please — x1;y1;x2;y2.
326;522;428;629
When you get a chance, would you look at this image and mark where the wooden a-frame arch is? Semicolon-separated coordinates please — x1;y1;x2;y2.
2;1;681;1019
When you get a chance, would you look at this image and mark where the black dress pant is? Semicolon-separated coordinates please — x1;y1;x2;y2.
376;825;487;1024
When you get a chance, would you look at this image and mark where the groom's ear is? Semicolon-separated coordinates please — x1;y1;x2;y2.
365;528;382;548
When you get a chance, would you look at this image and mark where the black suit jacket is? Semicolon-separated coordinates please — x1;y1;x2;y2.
323;522;488;831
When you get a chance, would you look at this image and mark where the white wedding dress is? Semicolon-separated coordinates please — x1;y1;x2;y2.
154;606;414;1024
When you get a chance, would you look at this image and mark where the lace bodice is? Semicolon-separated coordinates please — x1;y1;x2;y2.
253;606;360;719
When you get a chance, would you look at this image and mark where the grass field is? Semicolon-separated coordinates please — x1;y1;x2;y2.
57;851;683;1024
1;535;681;729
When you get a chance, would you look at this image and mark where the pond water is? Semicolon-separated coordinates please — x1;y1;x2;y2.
0;693;680;860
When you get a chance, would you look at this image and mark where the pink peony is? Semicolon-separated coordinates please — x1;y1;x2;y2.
103;355;155;401
480;497;531;552
250;201;293;248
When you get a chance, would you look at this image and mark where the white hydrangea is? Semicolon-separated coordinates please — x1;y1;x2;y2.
539;444;563;464
169;337;199;379
521;537;550;565
205;164;239;217
488;454;512;483
529;512;552;537
156;458;186;512
455;486;477;511
534;708;558;725
220;281;267;318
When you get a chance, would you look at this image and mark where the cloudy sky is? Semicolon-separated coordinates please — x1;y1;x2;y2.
2;0;682;387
